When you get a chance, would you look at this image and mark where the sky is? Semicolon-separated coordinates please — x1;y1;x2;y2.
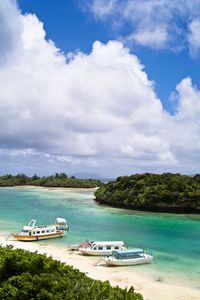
0;0;200;178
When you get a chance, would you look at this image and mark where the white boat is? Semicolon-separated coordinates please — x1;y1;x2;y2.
79;241;126;256
13;217;69;242
103;248;153;266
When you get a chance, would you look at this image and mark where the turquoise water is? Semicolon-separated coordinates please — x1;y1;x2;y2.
0;187;200;289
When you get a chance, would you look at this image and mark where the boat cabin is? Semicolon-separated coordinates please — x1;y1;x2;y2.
84;241;125;251
79;241;126;255
20;220;57;237
55;217;69;231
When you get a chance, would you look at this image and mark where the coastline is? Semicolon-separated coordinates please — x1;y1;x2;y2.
3;185;99;192
0;235;200;300
95;199;200;214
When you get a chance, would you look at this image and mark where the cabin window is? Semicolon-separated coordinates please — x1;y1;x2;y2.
22;230;29;233
29;232;31;236
106;246;111;250
93;247;97;250
36;231;40;234
33;231;35;234
51;229;55;233
114;246;119;249
98;247;103;250
42;230;45;234
47;230;50;233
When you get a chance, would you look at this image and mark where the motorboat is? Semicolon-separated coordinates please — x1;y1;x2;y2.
79;241;126;256
13;217;69;241
103;248;153;266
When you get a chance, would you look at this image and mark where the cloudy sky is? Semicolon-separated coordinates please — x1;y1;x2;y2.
0;0;200;178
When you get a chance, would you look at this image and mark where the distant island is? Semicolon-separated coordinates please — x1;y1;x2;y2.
0;173;102;188
94;173;200;213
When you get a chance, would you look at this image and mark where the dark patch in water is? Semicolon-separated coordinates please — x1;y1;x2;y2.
156;276;164;282
162;256;177;262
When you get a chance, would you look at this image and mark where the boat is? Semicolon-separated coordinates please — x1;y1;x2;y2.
13;217;69;242
103;248;153;266
79;241;126;256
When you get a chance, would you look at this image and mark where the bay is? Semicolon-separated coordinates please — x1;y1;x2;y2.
0;187;200;289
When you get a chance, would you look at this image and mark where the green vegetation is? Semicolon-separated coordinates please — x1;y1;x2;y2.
95;173;200;213
0;173;102;188
0;246;142;300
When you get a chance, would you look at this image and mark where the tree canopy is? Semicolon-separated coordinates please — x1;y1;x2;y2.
0;246;142;300
0;174;102;188
94;173;200;213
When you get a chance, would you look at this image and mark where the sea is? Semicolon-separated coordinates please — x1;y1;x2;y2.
0;186;200;290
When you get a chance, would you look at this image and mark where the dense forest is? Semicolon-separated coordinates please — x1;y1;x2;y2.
94;173;200;213
0;173;102;188
0;246;142;300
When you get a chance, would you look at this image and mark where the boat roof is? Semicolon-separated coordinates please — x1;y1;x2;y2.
112;248;144;255
23;224;56;230
92;241;124;246
56;217;67;223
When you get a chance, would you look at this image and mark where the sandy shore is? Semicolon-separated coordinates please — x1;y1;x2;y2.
11;185;99;192
0;235;200;300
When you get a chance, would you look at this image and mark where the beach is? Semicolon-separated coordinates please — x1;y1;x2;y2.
1;235;200;300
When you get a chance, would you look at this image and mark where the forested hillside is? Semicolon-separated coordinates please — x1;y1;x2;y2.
94;173;200;213
0;173;102;188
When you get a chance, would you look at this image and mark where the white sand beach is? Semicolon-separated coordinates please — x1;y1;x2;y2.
12;185;99;192
0;235;200;300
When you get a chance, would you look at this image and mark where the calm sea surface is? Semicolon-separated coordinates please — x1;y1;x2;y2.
0;187;200;289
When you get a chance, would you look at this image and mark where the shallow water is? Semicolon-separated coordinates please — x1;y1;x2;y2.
0;187;200;288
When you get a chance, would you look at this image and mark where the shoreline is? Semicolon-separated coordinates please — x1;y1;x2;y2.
95;199;200;214
0;185;98;192
1;235;200;300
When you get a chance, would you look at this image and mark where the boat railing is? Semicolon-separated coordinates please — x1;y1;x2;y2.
27;219;36;227
143;249;153;256
93;256;106;266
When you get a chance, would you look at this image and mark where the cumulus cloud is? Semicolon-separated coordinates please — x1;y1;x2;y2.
0;0;23;65
0;0;200;176
82;0;200;54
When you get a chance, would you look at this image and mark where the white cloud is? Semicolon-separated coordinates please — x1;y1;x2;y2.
89;0;116;19
129;26;168;49
188;19;200;57
82;0;200;54
0;0;200;177
0;0;23;65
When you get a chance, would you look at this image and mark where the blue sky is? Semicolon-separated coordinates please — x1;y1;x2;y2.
0;0;200;177
18;0;200;112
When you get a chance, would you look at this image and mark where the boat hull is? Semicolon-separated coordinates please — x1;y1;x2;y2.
79;249;113;256
104;255;153;266
13;231;64;242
